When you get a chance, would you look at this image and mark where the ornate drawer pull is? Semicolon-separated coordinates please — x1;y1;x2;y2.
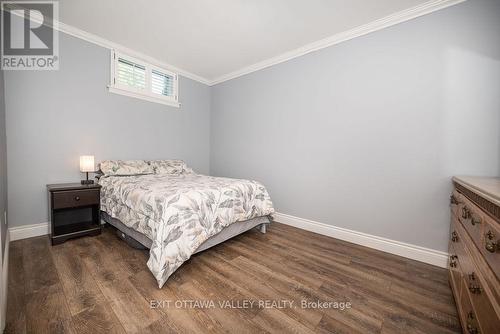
466;311;479;334
485;240;498;253
462;206;470;219
451;231;458;242
467;323;479;334
469;284;482;294
468;273;482;294
470;214;481;226
449;255;458;267
485;231;498;253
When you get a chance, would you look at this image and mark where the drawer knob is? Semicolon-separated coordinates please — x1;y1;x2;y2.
451;231;458;242
74;196;81;201
449;255;458;268
466;324;479;334
462;206;470;219
468;273;482;294
469;284;482;294
485;240;498;253
470;214;481;226
466;311;479;334
485;231;498;253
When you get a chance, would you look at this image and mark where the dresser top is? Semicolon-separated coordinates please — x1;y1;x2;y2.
453;176;500;207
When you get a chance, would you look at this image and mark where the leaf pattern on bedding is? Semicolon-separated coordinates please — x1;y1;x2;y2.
99;173;274;288
149;159;193;175
100;160;154;176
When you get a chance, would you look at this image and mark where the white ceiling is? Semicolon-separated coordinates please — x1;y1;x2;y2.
59;0;442;83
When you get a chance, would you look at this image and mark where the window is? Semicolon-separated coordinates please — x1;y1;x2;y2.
109;51;179;107
116;58;146;90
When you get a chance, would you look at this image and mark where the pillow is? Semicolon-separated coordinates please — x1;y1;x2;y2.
150;160;192;175
99;160;153;176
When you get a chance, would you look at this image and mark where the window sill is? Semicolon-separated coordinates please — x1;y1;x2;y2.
108;86;180;108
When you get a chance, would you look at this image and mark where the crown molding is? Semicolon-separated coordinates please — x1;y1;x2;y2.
209;0;466;85
1;3;211;85
55;21;212;85
3;0;465;86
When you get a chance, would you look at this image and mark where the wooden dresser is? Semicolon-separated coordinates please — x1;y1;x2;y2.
449;176;500;334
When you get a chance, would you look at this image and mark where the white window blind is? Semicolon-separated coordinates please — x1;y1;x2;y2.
152;70;174;97
116;58;146;90
109;51;179;107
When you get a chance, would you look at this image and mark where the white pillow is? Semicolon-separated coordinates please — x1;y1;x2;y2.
149;160;192;175
99;160;153;176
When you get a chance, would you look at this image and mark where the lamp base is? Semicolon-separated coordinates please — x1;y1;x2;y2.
81;179;94;185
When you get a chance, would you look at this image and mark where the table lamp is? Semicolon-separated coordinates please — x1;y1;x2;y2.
80;155;95;185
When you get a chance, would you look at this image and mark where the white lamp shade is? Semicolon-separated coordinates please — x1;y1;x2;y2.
80;155;95;172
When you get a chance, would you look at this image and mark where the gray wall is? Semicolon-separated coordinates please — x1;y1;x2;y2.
211;0;500;252
0;70;7;257
3;0;500;254
4;33;211;228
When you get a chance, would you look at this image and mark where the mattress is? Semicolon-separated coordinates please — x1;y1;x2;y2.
98;172;274;287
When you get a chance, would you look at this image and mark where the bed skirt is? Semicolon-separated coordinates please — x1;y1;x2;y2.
101;211;272;253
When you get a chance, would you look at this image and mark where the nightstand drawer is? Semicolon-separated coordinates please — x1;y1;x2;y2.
52;189;100;209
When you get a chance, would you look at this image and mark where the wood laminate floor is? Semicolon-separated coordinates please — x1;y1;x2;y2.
5;222;461;333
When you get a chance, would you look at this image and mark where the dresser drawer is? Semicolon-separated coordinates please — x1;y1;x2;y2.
458;196;484;250
459;279;481;334
448;243;462;301
451;217;467;273
466;273;500;334
481;219;500;280
52;189;100;209
451;190;462;220
449;217;465;303
459;270;500;334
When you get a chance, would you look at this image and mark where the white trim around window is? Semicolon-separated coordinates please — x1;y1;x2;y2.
108;50;180;108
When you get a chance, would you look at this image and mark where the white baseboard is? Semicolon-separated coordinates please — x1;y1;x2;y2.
273;212;449;268
9;222;50;241
0;232;10;332
7;215;449;268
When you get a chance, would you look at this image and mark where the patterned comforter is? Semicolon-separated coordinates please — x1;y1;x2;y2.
99;173;274;288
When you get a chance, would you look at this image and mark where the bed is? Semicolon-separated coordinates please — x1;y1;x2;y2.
97;160;275;288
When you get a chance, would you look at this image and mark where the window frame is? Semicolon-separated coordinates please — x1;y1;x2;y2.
108;50;180;108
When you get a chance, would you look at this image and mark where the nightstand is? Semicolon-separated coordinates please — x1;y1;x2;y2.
47;183;102;245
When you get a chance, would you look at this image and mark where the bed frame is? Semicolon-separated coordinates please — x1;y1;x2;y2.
101;211;271;252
